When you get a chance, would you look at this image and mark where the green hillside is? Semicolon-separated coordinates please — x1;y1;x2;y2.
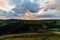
0;19;60;40
0;19;60;24
0;19;60;35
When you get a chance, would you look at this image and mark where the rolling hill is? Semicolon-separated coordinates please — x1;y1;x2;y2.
0;19;60;35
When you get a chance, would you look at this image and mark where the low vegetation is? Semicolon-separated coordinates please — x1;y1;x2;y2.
0;19;60;40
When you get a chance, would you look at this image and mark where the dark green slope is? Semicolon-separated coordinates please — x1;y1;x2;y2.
0;19;60;36
0;19;60;24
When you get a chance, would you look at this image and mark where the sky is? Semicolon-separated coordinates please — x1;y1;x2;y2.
0;0;60;20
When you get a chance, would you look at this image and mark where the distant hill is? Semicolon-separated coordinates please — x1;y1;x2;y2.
0;19;60;24
0;19;60;35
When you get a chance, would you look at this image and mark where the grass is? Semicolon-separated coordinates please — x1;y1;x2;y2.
0;33;44;40
2;38;42;40
0;32;60;40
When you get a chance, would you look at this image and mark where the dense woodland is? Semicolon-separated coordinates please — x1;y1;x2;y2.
0;19;60;35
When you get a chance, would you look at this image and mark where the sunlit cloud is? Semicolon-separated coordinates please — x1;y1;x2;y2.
0;0;60;20
0;0;15;12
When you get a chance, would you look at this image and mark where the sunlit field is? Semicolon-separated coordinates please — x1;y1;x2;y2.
0;32;60;40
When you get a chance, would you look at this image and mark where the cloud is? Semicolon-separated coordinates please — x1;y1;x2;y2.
0;0;15;12
20;0;60;18
21;0;40;13
0;0;60;20
55;0;60;10
0;16;11;20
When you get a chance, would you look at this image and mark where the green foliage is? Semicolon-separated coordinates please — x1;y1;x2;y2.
0;19;60;35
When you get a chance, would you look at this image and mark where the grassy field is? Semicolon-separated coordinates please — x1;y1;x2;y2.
0;32;60;40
